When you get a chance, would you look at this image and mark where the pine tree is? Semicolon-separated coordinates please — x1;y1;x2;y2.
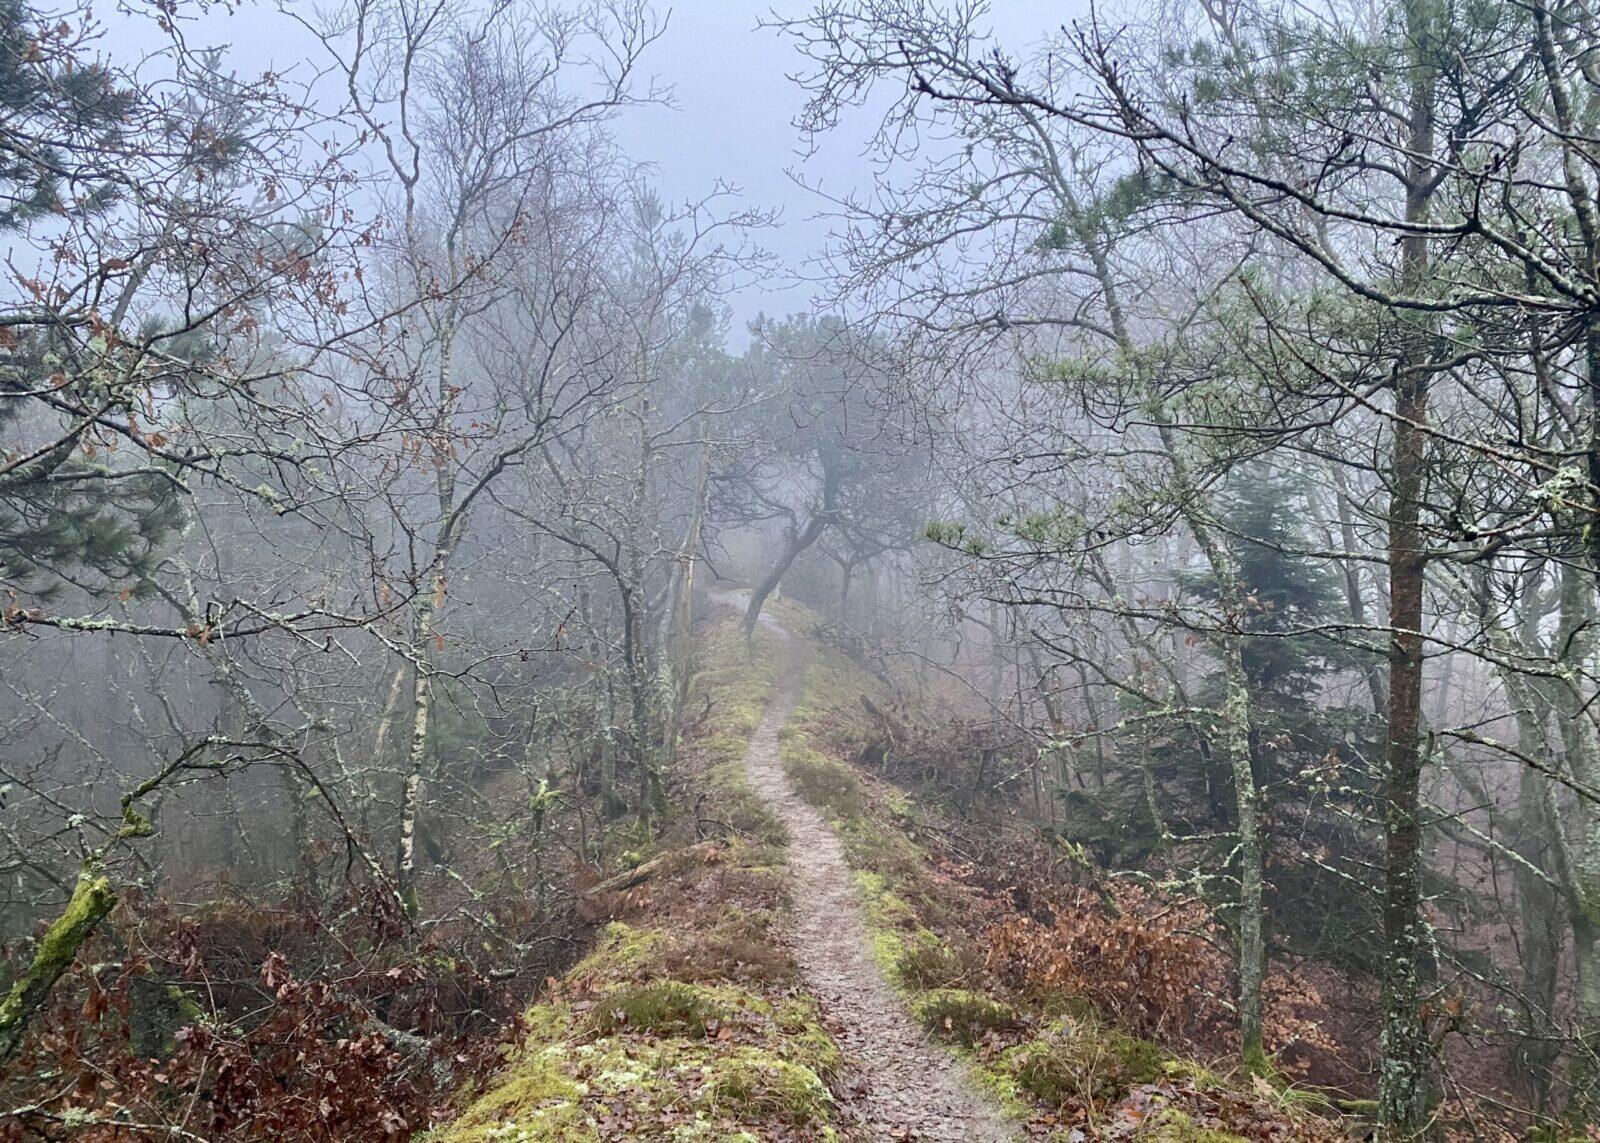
0;0;181;601
1188;462;1384;969
0;0;132;226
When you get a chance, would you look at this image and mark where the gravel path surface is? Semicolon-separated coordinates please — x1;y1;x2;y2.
726;596;1018;1141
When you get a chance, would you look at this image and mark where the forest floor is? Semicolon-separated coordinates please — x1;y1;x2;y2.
730;595;1017;1140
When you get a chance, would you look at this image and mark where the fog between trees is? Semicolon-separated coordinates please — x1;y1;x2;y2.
3;0;1600;1139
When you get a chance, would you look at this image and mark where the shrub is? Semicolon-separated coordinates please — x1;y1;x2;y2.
984;882;1229;1043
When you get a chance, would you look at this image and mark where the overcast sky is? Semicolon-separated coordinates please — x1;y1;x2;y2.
161;1;1076;337
609;2;1069;333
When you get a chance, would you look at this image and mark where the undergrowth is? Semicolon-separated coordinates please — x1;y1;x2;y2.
775;602;1346;1142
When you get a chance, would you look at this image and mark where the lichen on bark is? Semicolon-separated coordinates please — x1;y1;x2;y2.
0;862;117;1062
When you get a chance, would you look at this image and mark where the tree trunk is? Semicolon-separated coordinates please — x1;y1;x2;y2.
1329;462;1389;716
1573;913;1600;1124
743;515;827;637
1554;557;1600;1125
743;454;841;638
1513;738;1562;1113
659;437;711;767
1497;573;1564;1115
1188;504;1266;1070
1378;316;1434;1141
1222;632;1266;1070
395;567;444;916
1377;5;1439;1133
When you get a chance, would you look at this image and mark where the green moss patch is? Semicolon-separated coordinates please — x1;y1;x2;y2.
586;981;763;1038
995;1018;1163;1106
426;1035;596;1142
1141;1108;1251;1141
781;740;864;820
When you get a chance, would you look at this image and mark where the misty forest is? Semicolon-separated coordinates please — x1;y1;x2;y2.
7;0;1600;1139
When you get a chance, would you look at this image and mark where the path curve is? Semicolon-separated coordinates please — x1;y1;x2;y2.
721;593;1017;1141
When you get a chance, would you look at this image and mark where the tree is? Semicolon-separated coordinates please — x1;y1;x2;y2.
780;0;1600;1126
298;0;663;908
714;314;916;637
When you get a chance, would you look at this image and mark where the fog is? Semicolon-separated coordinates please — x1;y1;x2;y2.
1;1;1596;1140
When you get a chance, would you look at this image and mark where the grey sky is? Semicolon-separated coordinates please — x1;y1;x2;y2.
608;1;1076;335
159;0;1076;337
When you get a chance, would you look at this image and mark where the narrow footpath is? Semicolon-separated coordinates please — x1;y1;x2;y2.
732;599;1017;1141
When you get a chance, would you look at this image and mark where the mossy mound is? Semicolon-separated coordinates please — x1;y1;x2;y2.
911;988;1020;1046
570;921;664;981
703;1046;833;1125
430;1050;594;1142
586;980;760;1037
996;1018;1164;1106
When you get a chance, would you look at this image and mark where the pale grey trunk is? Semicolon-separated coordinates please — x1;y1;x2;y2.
395;566;445;915
1183;497;1266;1069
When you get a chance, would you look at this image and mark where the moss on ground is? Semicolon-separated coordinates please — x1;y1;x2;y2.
704;1046;833;1124
686;619;791;854
427;612;849;1142
1140;1109;1251;1141
994;1018;1164;1106
585;980;762;1037
436;1050;595;1142
435;601;1337;1142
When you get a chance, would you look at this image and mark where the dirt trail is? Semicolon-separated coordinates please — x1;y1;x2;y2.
724;594;1017;1141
